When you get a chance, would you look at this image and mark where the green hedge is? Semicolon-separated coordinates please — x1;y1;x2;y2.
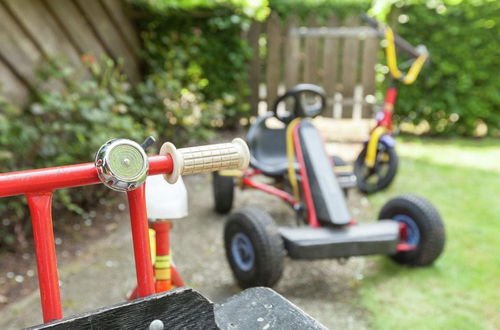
132;0;268;127
269;0;371;22
388;0;500;136
0;59;145;249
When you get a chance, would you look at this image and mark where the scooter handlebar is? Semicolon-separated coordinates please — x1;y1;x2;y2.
360;13;424;59
160;138;250;184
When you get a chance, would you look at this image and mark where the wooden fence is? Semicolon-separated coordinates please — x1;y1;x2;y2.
247;12;380;120
0;0;140;106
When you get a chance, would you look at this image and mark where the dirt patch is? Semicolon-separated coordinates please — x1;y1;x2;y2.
0;197;128;312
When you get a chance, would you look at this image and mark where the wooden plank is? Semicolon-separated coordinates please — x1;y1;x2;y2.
28;288;216;329
303;15;319;84
0;3;44;88
75;0;140;83
0;58;30;106
247;20;261;116
290;27;377;38
322;15;340;117
265;12;282;109
340;15;360;118
100;0;141;51
361;35;379;118
284;14;300;90
43;0;108;57
4;0;82;68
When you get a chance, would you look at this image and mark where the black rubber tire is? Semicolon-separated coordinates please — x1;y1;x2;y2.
224;207;285;288
354;142;398;194
212;172;234;214
379;194;445;266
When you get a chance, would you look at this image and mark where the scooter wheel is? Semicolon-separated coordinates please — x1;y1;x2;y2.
379;194;445;266
354;143;398;194
212;171;234;214
224;207;285;288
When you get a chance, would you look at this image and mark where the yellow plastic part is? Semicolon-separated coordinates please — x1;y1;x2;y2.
333;165;353;173
365;126;388;168
149;228;156;264
385;27;428;85
155;255;171;269
155;268;171;280
286;118;303;201
218;169;243;177
154;255;171;280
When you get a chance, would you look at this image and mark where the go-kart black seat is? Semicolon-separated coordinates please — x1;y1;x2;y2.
246;112;291;177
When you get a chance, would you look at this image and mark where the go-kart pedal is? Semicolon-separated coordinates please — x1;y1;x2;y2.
279;221;399;259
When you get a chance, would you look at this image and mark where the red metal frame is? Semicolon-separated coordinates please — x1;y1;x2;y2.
153;221;185;292
375;86;398;131
239;119;415;253
127;186;155;297
241;177;297;207
292;122;320;228
0;154;174;323
239;121;321;228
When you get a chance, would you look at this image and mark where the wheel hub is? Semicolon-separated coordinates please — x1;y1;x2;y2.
231;232;255;271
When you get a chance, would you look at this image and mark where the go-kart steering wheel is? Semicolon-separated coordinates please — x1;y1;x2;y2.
271;84;326;124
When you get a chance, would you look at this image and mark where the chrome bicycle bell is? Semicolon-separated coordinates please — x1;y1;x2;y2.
95;139;149;192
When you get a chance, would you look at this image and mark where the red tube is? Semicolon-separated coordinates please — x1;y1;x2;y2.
171;266;185;287
153;221;173;293
293;123;320;228
384;87;398;106
26;193;63;322
0;155;173;198
242;177;297;206
127;185;155;297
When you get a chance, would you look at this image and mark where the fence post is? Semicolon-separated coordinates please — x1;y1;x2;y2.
361;33;379;118
284;14;300;90
303;15;319;84
266;12;282;110
340;15;360;118
322;14;340;117
247;20;261;116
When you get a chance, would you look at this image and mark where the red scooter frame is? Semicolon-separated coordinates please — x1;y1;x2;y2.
0;138;249;324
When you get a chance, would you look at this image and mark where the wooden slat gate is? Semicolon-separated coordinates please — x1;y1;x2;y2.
0;0;140;106
246;13;380;120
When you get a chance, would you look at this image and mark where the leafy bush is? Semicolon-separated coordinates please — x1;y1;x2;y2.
0;54;227;250
132;1;266;127
269;0;371;22
0;57;146;249
387;0;500;136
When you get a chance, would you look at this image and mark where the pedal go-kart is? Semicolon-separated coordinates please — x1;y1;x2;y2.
0;137;325;329
353;14;431;194
212;85;445;288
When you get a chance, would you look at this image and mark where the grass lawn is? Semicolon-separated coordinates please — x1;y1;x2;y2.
360;137;500;329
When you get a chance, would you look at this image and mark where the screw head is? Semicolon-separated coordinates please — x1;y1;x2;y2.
149;319;164;330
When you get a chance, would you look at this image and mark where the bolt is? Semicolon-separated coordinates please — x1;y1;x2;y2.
149;319;164;330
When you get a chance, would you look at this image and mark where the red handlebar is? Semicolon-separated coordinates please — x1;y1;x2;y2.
0;155;173;198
